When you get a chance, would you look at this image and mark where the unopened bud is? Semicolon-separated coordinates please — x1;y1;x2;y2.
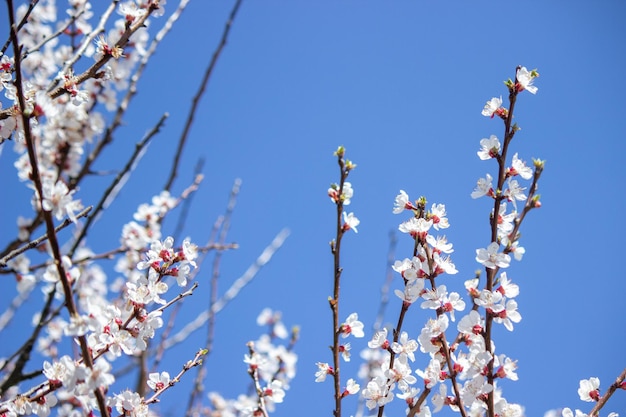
334;146;345;157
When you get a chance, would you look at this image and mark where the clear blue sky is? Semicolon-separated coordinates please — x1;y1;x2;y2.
1;1;625;416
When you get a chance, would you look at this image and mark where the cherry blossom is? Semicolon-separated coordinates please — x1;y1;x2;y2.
458;310;484;336
561;409;591;417
94;34;124;60
39;178;83;222
415;357;443;388
460;375;493;408
137;236;175;270
394;279;425;304
362;376;394;410
340;312;364;338
43;355;77;386
493;397;524;417
134;310;164;350
508;240;526;261
386;360;417;393
420;285;449;310
504;178;527;207
577;377;601;402
80;358;115;393
92;320;135;358
426;234;454;254
399;217;433;240
495;202;517;239
114;390;147;417
393;190;415;213
509;153;533;180
180;238;199;267
471;173;494;199
431;383;452;412
475;289;505;314
494;354;519;381
342;211;360;233
344;378;360;396
433;253;458;275
126;270;169;305
516;66;539;94
170;261;192;286
339;342;352;361
118;1;147;23
392;257;420;282
481;96;503;118
496;272;519;298
417;316;449;353
65;314;97;336
493;299;522;331
476;242;511;269
263;380;286;406
429;203;450;230
32;392;58;417
477;135;501;160
391;331;418;363
315;362;333;382
8;395;33;416
368;328;389;349
328;181;354;205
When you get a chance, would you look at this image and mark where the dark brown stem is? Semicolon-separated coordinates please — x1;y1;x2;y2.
185;178;241;417
164;0;243;191
588;367;626;417
0;0;39;55
7;2;109;415
330;153;351;417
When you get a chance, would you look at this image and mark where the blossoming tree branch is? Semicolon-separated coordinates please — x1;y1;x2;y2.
0;1;624;417
317;67;625;417
1;1;296;417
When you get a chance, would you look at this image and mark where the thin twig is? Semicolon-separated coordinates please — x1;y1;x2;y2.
143;349;207;406
329;149;354;417
47;1;154;97
66;0;185;191
0;287;55;393
0;0;39;55
164;0;243;191
0;206;92;269
68;113;168;258
588;367;626;417
246;342;270;417
185;178;242;416
373;230;397;331
208;178;241;349
20;4;88;58
163;228;289;350
172;158;204;242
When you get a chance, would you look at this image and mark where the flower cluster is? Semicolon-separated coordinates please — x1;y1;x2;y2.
0;2;301;417
318;67;593;417
2;4;623;415
356;191;467;415
206;309;298;417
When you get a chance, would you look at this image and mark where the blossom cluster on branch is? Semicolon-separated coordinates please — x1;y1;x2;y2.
0;1;624;417
1;1;295;417
317;68;624;417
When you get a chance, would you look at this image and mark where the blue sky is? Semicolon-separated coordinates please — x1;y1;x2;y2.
1;1;625;416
